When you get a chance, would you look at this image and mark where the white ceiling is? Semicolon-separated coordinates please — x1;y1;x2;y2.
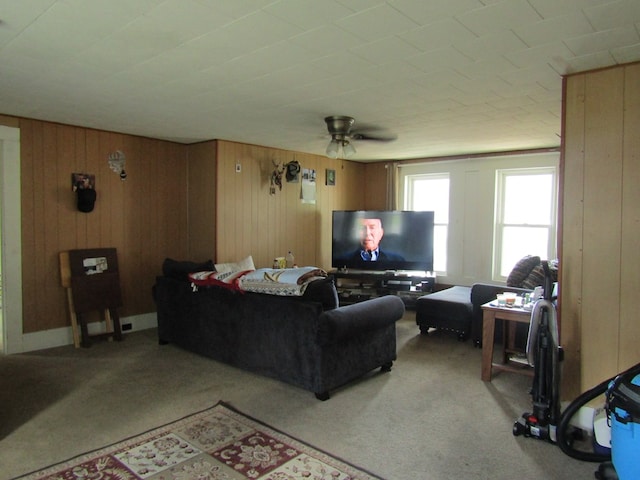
1;0;640;162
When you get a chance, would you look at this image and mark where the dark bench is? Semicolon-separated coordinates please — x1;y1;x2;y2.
417;284;533;346
415;286;473;341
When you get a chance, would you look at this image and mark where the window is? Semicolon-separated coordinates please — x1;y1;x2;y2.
404;173;450;273
494;168;557;279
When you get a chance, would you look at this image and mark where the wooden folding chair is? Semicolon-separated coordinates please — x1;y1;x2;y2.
59;250;120;348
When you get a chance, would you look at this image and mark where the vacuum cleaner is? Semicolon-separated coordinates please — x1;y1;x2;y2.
509;264;640;479
513;262;563;442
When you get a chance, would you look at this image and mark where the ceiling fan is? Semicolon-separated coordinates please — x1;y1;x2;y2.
324;115;396;159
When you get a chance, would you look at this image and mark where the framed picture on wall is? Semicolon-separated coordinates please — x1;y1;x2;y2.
326;169;335;186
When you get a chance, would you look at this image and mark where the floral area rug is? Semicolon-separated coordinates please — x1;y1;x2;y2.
14;401;382;480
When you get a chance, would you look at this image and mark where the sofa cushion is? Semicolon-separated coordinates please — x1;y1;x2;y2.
506;255;540;287
162;258;214;281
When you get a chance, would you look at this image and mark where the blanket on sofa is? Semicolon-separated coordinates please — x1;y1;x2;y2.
188;267;327;296
239;267;327;296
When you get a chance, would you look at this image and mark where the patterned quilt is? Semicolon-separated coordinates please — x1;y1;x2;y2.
238;267;327;296
188;266;327;296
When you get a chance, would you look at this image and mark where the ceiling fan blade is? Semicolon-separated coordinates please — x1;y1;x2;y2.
351;132;397;142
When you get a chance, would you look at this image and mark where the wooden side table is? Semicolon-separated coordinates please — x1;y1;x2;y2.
481;302;533;381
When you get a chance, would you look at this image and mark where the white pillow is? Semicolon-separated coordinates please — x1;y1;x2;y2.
215;255;255;274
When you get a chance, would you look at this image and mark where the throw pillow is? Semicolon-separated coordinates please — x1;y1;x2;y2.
506;255;541;287
215;255;255;274
162;258;215;281
521;264;546;289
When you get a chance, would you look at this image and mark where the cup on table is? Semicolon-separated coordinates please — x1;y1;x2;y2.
504;292;517;306
496;294;507;306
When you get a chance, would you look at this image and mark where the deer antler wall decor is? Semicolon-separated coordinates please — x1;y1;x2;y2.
270;160;285;195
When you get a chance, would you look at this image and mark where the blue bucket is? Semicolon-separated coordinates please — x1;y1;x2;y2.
607;372;640;480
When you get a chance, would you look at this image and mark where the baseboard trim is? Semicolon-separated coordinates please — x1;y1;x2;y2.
20;313;157;353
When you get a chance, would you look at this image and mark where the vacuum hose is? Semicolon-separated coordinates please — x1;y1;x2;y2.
556;376;612;463
557;362;640;462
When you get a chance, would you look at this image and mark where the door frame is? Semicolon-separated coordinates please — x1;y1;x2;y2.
1;125;23;354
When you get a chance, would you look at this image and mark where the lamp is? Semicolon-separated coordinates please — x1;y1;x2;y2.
326;134;355;159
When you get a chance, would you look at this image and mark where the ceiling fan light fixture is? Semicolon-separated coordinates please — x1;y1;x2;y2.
342;140;356;158
326;138;339;158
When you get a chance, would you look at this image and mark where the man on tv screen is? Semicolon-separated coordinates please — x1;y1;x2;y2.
339;218;405;263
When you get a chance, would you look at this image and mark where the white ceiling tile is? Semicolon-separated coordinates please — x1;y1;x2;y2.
221;10;305;51
456;0;542;36
564;50;617;74
611;42;640;63
335;3;419;41
143;0;236;34
399;18;478;52
390;0;485;26
1;0;640;160
499;63;562;87
583;0;640;30
193;0;276;19
350;36;422;65
564;26;640;57
514;13;595;47
407;47;474;73
289;24;368;56
526;0;610;19
309;51;377;76
334;0;386;13
179;29;259;65
456;30;528;60
263;0;355;29
506;42;576;70
364;59;425;82
455;57;519;78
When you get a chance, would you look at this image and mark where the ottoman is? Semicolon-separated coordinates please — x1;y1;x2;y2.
416;286;473;340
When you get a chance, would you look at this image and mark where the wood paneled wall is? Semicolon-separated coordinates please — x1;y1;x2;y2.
363;162;390;210
562;62;640;397
187;140;217;261
17;118;189;334
215;140;366;270
4;114;380;339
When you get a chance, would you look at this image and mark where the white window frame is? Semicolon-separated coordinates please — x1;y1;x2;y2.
403;173;450;275
493;167;558;282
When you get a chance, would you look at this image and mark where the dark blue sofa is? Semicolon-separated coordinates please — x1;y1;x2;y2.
153;273;404;400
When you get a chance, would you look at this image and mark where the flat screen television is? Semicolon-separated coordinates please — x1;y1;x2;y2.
332;210;434;272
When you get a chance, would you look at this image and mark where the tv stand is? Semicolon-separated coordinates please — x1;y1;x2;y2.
331;270;435;308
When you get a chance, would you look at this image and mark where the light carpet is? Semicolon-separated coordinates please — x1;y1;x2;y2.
13;401;381;480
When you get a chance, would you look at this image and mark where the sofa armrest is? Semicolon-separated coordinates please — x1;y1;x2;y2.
317;295;405;345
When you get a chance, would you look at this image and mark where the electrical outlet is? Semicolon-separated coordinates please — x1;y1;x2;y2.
235;163;241;173
122;323;132;331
